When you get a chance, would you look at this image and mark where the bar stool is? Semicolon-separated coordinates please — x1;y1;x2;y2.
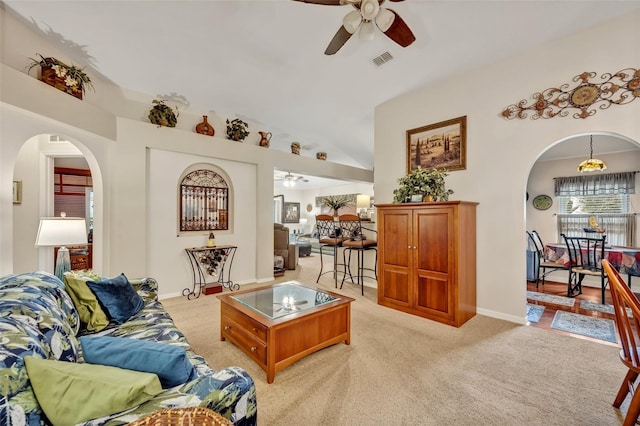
339;214;377;295
315;214;345;288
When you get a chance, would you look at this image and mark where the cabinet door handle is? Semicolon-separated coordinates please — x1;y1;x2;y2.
251;346;257;352
224;325;230;331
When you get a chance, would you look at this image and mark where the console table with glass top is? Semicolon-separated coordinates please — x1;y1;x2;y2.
217;281;354;383
184;245;238;300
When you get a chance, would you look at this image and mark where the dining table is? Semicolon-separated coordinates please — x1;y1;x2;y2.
544;242;640;286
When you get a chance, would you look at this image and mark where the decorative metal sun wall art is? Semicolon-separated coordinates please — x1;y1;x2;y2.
501;68;639;120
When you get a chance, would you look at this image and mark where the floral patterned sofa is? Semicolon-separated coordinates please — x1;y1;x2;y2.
0;271;257;425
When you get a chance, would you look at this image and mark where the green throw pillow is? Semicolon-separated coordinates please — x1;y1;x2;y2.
24;357;163;425
64;273;110;332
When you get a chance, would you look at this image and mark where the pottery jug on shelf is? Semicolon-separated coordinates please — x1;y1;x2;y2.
196;115;215;136
291;142;301;155
258;131;272;147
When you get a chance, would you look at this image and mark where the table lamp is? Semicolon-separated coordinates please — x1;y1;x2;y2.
356;194;371;218
35;214;88;281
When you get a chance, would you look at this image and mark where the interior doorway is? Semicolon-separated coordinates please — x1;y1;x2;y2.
12;133;102;275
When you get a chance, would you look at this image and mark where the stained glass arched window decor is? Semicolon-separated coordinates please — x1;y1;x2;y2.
180;169;229;232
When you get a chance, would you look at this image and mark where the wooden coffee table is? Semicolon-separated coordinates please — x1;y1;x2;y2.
217;281;354;383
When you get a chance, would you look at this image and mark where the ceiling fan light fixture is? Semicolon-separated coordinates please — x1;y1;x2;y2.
360;0;380;20
375;9;394;32
577;135;607;173
360;21;375;40
343;10;362;34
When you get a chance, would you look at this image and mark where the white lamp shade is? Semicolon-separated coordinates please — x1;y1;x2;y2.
356;194;371;209
35;217;88;247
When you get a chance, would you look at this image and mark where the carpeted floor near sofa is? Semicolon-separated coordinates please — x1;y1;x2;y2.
163;256;629;425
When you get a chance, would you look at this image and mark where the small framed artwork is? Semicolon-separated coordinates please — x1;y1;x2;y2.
283;202;300;223
410;194;424;203
12;180;22;204
406;115;467;173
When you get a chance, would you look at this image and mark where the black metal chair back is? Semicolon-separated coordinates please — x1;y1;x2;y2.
339;214;377;295
315;214;345;287
561;233;608;302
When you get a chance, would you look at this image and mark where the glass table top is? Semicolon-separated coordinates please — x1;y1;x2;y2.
231;281;338;319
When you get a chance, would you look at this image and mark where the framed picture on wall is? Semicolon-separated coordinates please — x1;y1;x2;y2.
283;202;300;223
13;180;22;204
406;115;466;173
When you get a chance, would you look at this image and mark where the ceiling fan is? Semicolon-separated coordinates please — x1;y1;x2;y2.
275;172;309;187
294;0;416;55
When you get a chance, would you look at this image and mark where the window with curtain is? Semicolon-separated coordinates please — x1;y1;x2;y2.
554;171;636;245
180;169;229;232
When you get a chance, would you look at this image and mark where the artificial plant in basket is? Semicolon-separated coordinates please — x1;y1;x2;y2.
392;167;454;203
27;54;94;99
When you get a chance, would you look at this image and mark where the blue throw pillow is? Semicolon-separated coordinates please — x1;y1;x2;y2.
86;273;144;324
80;336;197;388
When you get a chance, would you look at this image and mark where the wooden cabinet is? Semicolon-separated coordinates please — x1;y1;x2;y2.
376;201;477;327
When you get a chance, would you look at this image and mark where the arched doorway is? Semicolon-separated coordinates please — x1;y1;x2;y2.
12;133;104;275
524;132;640;340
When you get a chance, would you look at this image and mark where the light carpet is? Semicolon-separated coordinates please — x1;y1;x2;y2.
526;290;575;307
526;303;545;323
550;311;618;344
163;256;628;425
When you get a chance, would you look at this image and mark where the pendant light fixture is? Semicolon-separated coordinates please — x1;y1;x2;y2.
577;135;607;172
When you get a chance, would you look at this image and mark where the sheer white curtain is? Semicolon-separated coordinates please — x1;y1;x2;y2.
554;172;637;246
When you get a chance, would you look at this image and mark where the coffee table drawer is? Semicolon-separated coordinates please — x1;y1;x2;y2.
223;307;267;341
222;317;267;364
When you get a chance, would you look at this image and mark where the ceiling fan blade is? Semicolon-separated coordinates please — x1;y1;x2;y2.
324;25;356;55
292;0;343;5
375;8;415;47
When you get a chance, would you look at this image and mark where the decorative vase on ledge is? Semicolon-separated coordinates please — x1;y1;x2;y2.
195;115;215;136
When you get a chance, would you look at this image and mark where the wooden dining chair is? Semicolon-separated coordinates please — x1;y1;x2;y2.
602;259;640;426
562;233;608;303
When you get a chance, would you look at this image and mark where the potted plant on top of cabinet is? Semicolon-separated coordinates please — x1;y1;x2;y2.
392;167;454;203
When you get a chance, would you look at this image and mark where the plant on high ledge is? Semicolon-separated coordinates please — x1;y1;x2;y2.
148;99;179;127
393;167;454;203
226;118;250;142
27;54;94;98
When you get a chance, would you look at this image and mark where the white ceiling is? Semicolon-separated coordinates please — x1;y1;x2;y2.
4;0;640;173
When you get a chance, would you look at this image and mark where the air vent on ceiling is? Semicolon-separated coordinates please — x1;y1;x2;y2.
372;51;393;67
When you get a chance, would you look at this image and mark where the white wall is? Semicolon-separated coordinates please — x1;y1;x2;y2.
375;11;640;324
148;149;257;297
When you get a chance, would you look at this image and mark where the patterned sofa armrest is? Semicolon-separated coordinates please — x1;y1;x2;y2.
129;277;158;302
185;367;257;425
